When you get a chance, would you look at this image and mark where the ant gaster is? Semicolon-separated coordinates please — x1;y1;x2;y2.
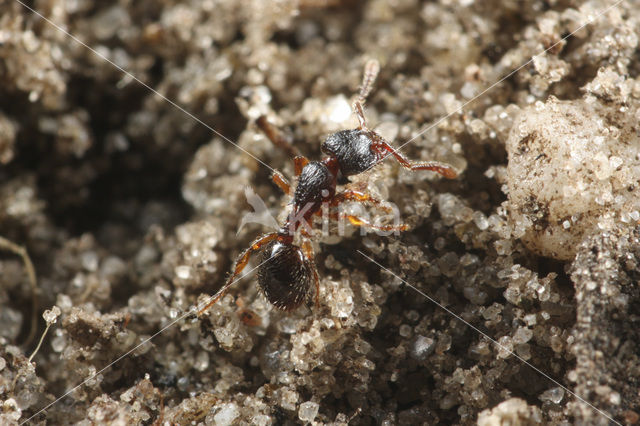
198;60;458;314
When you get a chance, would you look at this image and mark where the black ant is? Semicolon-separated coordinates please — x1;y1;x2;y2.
198;60;457;314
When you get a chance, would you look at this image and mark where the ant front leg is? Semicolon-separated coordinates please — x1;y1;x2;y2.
371;134;458;179
256;115;301;158
294;155;309;177
272;170;291;195
255;116;310;177
198;232;279;316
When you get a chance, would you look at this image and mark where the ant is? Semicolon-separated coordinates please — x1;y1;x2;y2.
198;60;458;314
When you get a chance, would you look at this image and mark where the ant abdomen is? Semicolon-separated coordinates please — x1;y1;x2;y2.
258;240;312;311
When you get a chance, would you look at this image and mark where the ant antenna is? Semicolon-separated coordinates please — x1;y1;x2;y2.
357;59;380;105
354;59;380;130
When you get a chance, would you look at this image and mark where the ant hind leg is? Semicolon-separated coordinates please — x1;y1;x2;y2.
256;116;310;181
198;233;279;316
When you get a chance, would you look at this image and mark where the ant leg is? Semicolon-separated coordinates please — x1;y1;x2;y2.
327;211;408;232
371;135;458;179
272;170;291;195
0;236;38;347
301;239;320;308
198;233;279;316
255;116;309;177
344;214;408;232
331;189;393;213
294;155;309;177
256;115;300;158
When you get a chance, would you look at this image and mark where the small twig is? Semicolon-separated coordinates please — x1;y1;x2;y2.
0;236;39;347
28;322;50;364
12;307;59;395
28;306;60;363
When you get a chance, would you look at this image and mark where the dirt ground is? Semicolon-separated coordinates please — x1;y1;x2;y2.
1;0;639;424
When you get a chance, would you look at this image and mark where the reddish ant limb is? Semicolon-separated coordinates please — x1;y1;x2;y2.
271;170;291;195
255;115;300;158
331;189;394;213
293;156;309;177
198;232;278;315
345;215;408;232
259;118;308;194
326;211;408;233
271;157;311;195
198;229;320;315
256;235;317;311
370;133;458;179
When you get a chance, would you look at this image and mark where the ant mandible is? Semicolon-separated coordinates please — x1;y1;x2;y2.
198;60;458;314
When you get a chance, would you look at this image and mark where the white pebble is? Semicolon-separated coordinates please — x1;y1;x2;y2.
298;401;320;422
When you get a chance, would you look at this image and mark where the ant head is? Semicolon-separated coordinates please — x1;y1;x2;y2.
321;129;379;177
258;240;312;311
